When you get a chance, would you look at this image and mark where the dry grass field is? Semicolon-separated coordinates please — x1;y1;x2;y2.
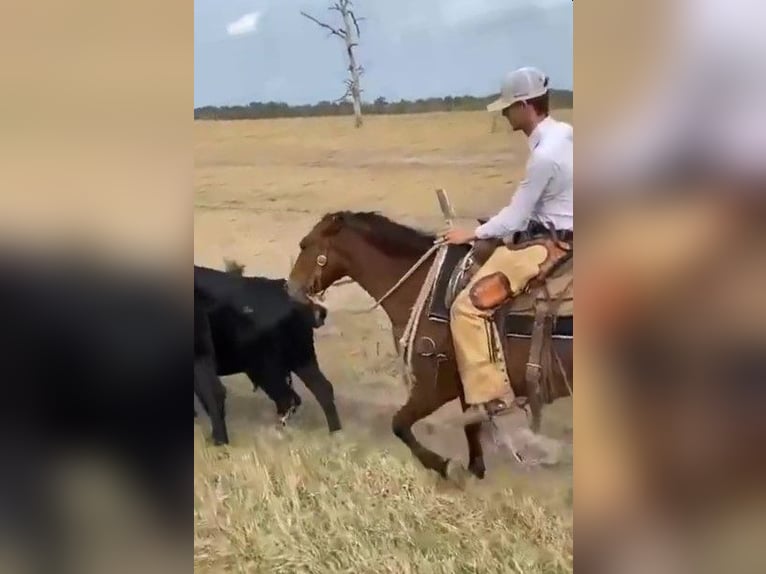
194;109;574;573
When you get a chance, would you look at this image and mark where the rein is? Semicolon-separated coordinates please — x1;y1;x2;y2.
305;239;446;388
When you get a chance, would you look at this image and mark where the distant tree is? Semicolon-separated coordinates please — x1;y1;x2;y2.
193;90;574;121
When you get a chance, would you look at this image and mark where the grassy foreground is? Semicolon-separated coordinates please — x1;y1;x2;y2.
194;427;572;573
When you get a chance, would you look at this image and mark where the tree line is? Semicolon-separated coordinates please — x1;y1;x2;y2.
194;90;573;121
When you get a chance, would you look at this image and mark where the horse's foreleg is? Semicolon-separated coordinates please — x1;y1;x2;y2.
392;384;451;477
464;423;486;479
460;392;487;478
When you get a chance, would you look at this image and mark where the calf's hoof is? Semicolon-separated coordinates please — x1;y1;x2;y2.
279;404;298;427
212;433;229;446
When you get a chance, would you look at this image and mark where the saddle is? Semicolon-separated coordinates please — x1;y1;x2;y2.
427;221;573;338
417;220;572;432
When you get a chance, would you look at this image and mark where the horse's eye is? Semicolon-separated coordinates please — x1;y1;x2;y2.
299;240;307;250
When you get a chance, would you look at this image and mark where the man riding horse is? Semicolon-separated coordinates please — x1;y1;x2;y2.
442;66;573;423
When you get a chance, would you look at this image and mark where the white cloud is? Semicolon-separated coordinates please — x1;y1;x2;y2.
444;0;570;25
398;0;569;31
226;12;261;37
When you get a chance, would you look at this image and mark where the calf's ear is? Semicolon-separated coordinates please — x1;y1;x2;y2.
223;257;245;276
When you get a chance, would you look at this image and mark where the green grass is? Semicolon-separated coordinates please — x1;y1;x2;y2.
194;427;572;573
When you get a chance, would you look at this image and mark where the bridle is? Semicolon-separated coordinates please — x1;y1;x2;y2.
302;240;353;302
306;248;329;301
297;235;443;313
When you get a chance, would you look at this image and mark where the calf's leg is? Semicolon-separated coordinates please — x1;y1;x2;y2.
194;358;229;445
294;360;341;432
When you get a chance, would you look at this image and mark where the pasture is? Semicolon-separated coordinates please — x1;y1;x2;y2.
194;110;574;572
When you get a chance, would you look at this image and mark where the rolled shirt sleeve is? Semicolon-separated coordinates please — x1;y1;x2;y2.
474;153;556;239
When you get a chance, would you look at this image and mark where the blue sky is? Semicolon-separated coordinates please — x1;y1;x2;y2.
194;0;573;107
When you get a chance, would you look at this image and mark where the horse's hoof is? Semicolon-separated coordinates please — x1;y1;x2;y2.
468;459;486;479
445;459;471;488
328;429;345;441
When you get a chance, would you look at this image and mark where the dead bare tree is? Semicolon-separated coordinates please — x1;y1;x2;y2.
301;0;365;128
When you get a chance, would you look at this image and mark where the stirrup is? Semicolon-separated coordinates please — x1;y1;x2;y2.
512;397;532;420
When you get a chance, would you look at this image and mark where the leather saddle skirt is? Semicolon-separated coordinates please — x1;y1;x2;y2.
426;241;573;339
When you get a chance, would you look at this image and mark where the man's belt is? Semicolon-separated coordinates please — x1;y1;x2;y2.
509;221;573;245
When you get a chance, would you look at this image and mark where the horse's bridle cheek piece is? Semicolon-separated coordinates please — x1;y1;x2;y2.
307;245;330;299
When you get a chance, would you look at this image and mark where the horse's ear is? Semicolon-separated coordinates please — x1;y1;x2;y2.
324;212;344;235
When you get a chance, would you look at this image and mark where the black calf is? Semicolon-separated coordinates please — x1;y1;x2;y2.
193;264;341;443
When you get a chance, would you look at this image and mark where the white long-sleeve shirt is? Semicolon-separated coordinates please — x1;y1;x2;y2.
475;116;573;239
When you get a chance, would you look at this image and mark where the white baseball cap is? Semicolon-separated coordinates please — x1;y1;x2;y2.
486;66;550;113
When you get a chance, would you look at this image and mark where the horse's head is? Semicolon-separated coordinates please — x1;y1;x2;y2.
286;212;352;302
287;210;436;304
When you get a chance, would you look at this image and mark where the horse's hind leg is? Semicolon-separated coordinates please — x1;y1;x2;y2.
392;383;453;478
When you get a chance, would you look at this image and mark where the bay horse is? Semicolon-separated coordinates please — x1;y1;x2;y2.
286;211;573;480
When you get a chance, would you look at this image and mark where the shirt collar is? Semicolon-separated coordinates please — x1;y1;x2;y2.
528;116;554;151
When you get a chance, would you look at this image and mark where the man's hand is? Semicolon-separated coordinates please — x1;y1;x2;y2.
441;227;476;245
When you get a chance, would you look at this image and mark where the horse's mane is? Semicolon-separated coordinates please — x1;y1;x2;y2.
326;211;436;258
